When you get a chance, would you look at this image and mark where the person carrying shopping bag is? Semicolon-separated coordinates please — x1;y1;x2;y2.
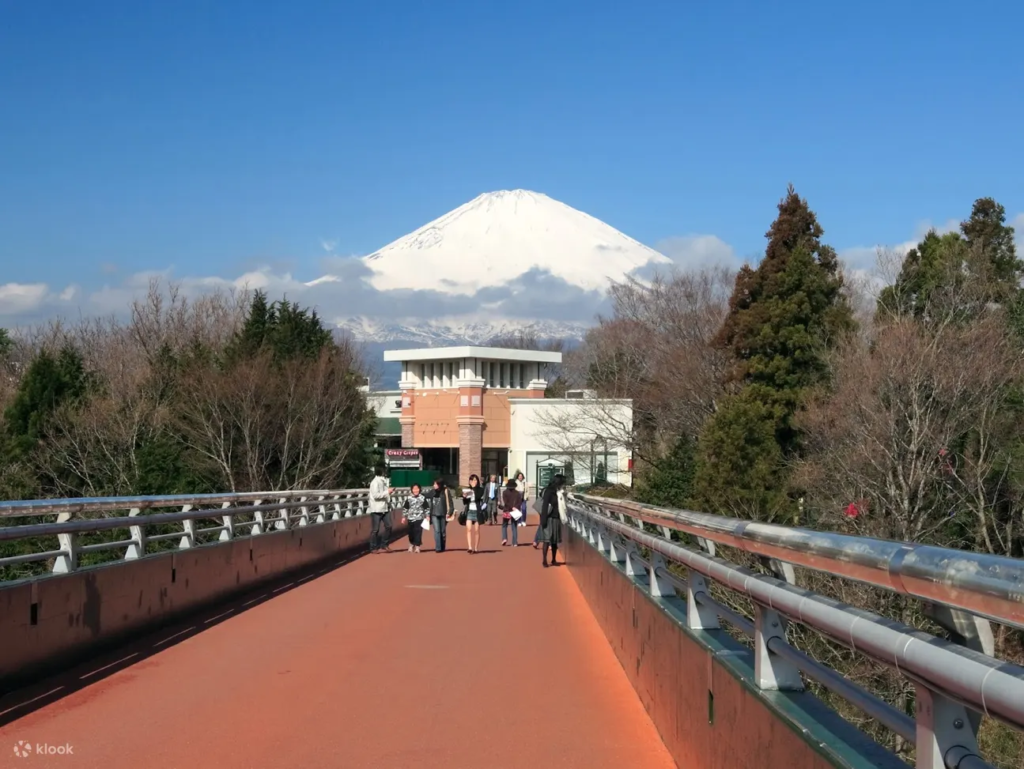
500;478;522;547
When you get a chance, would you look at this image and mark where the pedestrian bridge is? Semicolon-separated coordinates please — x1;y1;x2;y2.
1;490;1022;768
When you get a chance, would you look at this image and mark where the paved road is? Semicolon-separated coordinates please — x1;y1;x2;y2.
0;518;676;768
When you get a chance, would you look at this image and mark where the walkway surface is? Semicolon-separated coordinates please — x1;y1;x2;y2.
0;518;676;769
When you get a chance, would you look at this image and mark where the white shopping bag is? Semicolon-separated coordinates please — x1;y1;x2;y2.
510;509;522;521
421;517;430;530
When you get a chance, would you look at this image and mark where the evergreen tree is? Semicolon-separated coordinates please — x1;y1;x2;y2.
227;292;334;364
715;184;853;397
0;329;12;359
879;197;1020;322
4;346;90;458
961;197;1021;288
634;434;697;508
693;186;852;517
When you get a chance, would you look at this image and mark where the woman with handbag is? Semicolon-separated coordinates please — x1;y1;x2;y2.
461;474;485;554
539;473;567;567
500;478;522;547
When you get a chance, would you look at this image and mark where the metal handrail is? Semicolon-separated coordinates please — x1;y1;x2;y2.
567;496;1024;769
0;488;409;579
0;489;369;518
572;494;1024;629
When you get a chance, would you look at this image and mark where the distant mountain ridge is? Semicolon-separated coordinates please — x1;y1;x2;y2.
321;189;667;345
336;316;590;346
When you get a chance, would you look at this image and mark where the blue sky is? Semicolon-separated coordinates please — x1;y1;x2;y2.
1;0;1022;323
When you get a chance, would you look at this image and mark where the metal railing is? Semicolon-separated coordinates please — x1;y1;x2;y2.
0;488;409;579
568;494;1024;769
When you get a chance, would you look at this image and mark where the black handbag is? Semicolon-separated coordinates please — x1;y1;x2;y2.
457;509;467;526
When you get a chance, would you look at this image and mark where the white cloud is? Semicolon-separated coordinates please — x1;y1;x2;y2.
654;234;742;270
0;282;57;316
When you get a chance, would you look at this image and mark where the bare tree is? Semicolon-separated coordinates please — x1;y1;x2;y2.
568;266;734;463
175;343;373;492
795;316;1021;548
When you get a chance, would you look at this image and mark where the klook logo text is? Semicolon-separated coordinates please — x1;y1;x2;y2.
12;742;74;758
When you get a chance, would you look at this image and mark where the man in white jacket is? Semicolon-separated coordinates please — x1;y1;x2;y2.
368;465;393;553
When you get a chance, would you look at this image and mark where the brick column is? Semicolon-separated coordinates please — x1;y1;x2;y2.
398;390;415;448
456;384;484;485
457;418;484;486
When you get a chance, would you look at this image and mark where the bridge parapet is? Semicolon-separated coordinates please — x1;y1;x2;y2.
566;493;1024;769
0;488;408;687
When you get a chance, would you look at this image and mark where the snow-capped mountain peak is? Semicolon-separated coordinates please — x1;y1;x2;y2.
362;189;669;296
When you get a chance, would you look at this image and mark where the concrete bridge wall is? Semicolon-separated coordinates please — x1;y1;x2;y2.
563;526;904;769
0;511;406;688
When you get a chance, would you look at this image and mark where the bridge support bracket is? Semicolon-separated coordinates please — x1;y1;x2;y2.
915;684;980;769
686;573;720;630
649;553;674;598
754;604;803;691
126;507;146;560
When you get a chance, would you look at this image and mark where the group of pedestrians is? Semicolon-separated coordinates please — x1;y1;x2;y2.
366;465;568;567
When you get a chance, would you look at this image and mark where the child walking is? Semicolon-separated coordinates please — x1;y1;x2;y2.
402;484;429;553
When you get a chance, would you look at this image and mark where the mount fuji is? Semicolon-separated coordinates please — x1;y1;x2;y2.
327;189;670;345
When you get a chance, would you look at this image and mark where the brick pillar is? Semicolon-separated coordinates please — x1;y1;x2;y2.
399;418;415;447
399;390;415;447
456;384;484;486
457;419;483;486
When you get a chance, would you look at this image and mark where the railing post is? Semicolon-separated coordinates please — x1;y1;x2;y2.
251;499;265;535
275;497;289;530
316;495;327;524
625;542;644;578
52;511;78;573
649;553;674;598
179;505;195;549
914;684;980;769
330;495;342;521
125;507;145;560
608;535;626;564
297;496;310;527
696;537;716;557
344;494;355;517
754;604;803;691
595;524;610;555
686;572;719;630
220;501;234;542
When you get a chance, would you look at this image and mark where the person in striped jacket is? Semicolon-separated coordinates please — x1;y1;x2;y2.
402;484;429;553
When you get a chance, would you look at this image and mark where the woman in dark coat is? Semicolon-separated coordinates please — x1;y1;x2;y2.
539;473;566;567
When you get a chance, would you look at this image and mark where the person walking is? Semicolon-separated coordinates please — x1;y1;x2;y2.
500;478;522;547
368;465;393;554
402;483;429;553
485;475;500;525
539;473;567;567
426;478;454;553
462;474;485;554
514;471;529;529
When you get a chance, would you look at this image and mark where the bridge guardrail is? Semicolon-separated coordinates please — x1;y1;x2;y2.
0;488;410;578
568;493;1024;769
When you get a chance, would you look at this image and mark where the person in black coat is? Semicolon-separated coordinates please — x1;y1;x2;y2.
539;473;566;567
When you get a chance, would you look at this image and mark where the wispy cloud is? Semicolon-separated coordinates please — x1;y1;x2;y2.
7;212;1022;331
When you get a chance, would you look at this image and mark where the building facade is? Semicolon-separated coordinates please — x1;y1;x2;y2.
508;396;633;493
380;346;633;492
383;346;560;485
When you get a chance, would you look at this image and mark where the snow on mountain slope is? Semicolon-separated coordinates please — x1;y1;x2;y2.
362;189;670;295
335;317;591;345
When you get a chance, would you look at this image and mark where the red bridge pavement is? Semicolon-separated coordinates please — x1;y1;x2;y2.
0;520;676;768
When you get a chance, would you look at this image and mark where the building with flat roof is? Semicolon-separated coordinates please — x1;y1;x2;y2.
381;346;632;491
